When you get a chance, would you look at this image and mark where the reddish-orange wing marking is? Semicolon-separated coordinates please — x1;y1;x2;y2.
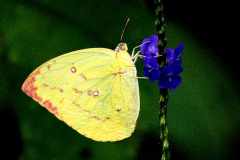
21;69;59;116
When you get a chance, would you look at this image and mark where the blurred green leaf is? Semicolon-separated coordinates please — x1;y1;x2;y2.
0;0;239;160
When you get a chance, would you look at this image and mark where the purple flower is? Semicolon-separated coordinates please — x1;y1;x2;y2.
159;43;184;89
140;34;184;89
144;57;159;69
166;42;184;64
140;34;160;81
158;63;183;89
140;34;159;57
158;75;182;89
161;63;183;76
144;66;161;81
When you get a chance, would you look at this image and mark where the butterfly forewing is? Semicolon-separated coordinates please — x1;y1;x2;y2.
22;48;139;141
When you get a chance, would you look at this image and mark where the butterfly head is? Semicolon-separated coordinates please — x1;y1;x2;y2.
115;42;128;52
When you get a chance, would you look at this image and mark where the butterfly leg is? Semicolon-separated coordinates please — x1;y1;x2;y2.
137;76;148;79
127;76;149;79
128;76;148;79
132;51;145;63
131;45;141;57
131;40;151;57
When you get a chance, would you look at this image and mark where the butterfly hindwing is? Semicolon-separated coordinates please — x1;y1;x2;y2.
22;48;140;141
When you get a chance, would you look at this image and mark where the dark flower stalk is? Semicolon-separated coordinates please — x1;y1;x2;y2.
154;0;170;160
140;1;184;159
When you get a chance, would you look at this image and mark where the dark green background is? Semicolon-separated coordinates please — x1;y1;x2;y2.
0;0;239;160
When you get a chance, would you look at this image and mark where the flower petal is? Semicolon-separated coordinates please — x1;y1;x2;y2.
144;66;161;81
166;48;176;64
143;57;159;69
140;34;159;57
166;42;184;64
158;75;182;89
174;42;184;58
161;63;183;75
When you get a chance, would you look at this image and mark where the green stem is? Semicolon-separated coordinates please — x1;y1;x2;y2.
154;0;170;160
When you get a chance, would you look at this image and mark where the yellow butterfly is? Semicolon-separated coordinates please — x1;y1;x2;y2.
21;42;140;142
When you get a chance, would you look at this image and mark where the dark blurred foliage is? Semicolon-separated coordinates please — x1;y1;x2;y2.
0;0;239;160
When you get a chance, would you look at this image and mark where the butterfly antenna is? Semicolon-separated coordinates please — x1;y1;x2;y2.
120;17;130;42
